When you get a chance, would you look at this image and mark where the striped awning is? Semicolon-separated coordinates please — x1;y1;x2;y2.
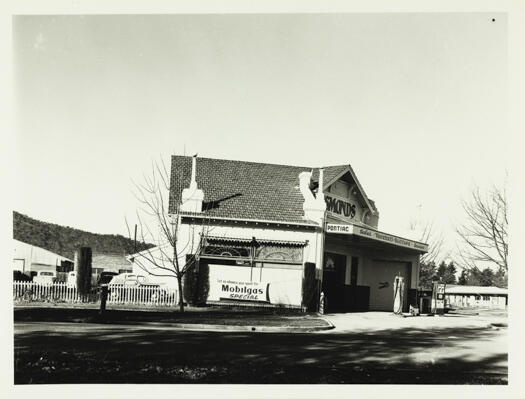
205;236;307;247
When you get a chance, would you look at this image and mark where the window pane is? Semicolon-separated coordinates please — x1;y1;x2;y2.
255;245;303;263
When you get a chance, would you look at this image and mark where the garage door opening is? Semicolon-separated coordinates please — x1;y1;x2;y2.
367;260;411;312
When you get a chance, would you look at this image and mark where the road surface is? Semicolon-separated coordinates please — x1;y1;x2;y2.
14;317;507;384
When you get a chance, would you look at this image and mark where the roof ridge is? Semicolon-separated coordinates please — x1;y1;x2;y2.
172;155;314;170
320;164;350;169
172;155;353;171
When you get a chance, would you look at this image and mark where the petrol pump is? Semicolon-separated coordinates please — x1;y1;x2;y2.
431;281;446;315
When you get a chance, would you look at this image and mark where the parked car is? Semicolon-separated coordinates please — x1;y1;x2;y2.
108;273;147;286
33;270;57;285
97;271;118;286
13;270;32;282
108;273;166;301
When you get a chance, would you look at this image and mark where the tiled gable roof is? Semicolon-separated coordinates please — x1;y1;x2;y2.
311;165;348;187
169;156;375;224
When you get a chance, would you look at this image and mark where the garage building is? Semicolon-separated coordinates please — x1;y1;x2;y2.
134;155;428;312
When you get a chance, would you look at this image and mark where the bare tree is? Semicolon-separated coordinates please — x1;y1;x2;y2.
456;183;508;273
407;219;446;289
407;206;446;265
125;157;211;312
417;222;446;266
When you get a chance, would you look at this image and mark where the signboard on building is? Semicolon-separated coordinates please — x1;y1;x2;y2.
325;195;358;221
214;278;269;302
326;223;429;252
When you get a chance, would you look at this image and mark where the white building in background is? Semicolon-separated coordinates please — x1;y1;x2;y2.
13;239;73;276
445;285;508;309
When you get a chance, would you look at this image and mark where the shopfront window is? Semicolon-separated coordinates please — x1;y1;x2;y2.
255;244;303;263
201;237;305;266
203;244;251;259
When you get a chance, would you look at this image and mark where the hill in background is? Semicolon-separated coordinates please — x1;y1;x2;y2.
13;211;153;260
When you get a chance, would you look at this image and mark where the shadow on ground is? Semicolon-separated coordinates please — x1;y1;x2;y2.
14;322;507;384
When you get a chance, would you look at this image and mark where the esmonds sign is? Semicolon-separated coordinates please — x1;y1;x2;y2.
216;279;269;302
325;195;357;220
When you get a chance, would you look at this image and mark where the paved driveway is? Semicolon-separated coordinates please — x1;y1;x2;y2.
319;311;507;373
322;311;507;333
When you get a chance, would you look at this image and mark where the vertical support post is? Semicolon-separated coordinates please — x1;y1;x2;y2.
100;284;108;314
76;247;92;301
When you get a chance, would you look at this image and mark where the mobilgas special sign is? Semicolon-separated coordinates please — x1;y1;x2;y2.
216;279;270;302
326;223;429;252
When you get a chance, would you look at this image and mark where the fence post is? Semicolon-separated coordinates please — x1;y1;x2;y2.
100;284;108;314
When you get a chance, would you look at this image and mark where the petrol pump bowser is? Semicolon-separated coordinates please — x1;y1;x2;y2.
431;281;446;315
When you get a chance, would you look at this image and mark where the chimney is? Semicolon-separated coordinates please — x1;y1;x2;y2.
180;155;204;213
316;168;325;205
299;168;326;226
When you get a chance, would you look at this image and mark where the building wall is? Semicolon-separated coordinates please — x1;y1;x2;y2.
325;180;378;228
178;222;319;263
131;218;422;310
324;240;420;289
13;239;72;274
131;220;320;299
324;238;420;311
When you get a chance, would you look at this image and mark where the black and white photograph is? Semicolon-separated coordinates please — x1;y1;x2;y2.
4;0;525;396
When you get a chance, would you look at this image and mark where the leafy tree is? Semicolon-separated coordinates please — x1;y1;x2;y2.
465;267;496;286
76;247;92;296
493;268;508;288
436;261;457;284
445;262;457;284
436;261;447;280
418;261;437;289
183;257;210;306
478;268;495;286
458;269;468;285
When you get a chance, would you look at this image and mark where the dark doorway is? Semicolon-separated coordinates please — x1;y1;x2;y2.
322;253;346;313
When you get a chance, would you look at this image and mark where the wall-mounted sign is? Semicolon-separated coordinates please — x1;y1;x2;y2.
324;255;336;271
325;195;357;220
215;278;269;302
326;223;429;252
326;224;352;234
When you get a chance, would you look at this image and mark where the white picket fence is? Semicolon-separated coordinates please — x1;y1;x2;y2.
107;285;179;306
13;281;179;307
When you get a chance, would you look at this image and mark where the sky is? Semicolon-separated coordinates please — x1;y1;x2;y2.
13;13;509;259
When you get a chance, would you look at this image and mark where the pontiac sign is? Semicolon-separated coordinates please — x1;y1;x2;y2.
326;223;429;252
